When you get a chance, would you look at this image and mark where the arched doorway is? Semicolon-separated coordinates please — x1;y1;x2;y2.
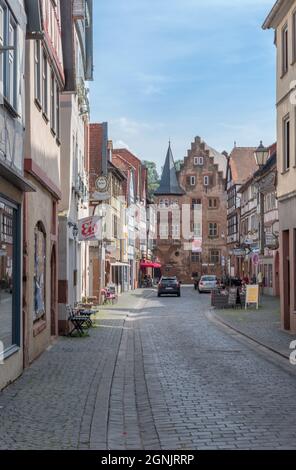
50;246;57;336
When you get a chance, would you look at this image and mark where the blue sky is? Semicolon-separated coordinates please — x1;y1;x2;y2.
90;0;276;172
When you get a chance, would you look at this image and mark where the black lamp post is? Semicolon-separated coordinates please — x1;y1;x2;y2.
254;141;269;255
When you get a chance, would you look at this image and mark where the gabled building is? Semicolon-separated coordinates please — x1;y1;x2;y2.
23;0;65;365
112;150;137;290
263;0;296;331
226;146;258;277
154;137;228;283
112;148;148;288
58;0;93;334
254;146;279;296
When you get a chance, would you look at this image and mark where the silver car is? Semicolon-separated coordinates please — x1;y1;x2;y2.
198;275;218;293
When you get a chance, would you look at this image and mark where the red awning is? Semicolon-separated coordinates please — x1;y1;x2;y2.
140;262;162;269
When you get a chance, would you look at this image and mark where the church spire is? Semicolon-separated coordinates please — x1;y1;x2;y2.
154;142;185;196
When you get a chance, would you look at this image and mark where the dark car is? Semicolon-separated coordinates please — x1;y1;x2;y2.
158;276;181;297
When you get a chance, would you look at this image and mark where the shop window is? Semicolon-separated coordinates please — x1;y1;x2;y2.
34;222;46;322
0;197;20;354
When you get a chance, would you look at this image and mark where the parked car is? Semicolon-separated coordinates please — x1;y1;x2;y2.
158;276;181;297
198;275;218;293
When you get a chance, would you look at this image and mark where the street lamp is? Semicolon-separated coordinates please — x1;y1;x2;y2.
254;141;269;256
254;141;269;167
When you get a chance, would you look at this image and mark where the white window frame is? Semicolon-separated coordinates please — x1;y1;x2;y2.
1;3;17;110
193;222;201;238
159;224;169;239
171;224;180;238
204;175;209;186
190;176;196;186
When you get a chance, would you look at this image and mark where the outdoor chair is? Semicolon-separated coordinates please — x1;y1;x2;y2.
67;305;91;337
101;288;117;305
74;303;95;327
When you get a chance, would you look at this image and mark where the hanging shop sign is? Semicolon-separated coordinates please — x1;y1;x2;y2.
78;216;101;242
233;248;247;257
91;176;110;201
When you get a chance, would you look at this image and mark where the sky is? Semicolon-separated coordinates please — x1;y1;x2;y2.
90;0;276;172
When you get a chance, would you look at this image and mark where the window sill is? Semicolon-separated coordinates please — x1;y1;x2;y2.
33;318;47;337
2;344;21;362
280;70;288;79
34;98;42;112
42;112;49;124
3;98;19;118
281;169;290;175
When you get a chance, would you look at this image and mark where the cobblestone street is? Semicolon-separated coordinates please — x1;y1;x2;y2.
1;287;296;450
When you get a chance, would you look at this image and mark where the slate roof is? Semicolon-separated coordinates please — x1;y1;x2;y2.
154;143;185;196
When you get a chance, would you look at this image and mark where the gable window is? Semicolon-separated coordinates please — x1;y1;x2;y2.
209;198;218;209
194;156;204;166
282;24;288;75
209;222;218;238
186;175;196;186
283;114;290;171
